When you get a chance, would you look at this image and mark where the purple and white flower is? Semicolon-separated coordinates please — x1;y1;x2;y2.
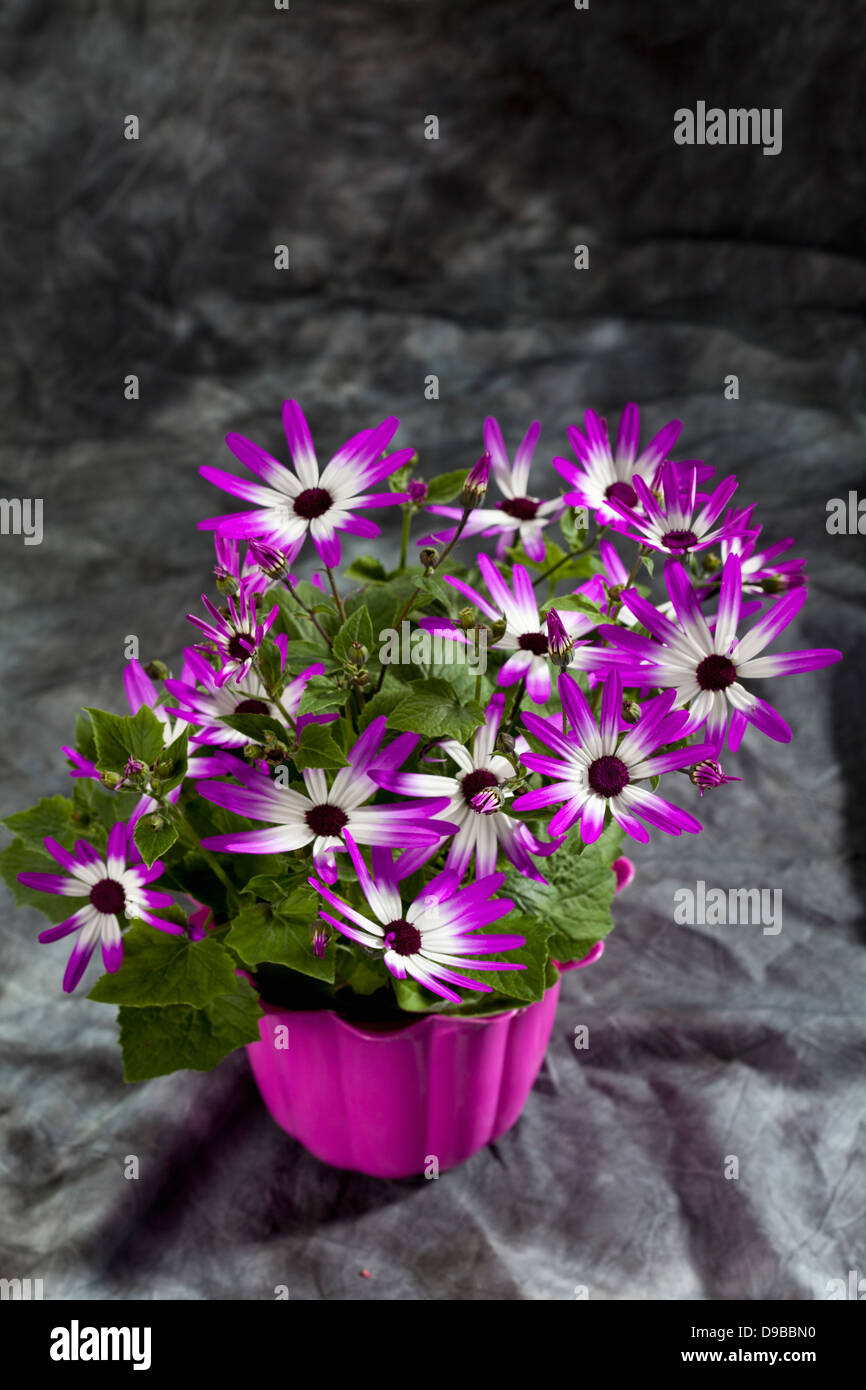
717;517;807;596
604;461;741;557
421;553;612;704
197;716;456;882
18;823;178;993
371;692;562;881
309;833;525;1003
198;400;413;569
213;534;271;597
165;646;333;751
596;554;842;750
422;418;565;561
187;588;277;687
513;672;717;843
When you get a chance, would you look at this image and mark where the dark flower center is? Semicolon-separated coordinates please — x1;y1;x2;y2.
293;487;333;520
227;633;253;660
662;529;698;553
305;803;349;837
461;767;499;808
587;755;630;797
89;879;126;915
384;918;423;956
696;654;737;691
499;496;540;521
518;631;549;655
605;481;638;508
234;698;270;715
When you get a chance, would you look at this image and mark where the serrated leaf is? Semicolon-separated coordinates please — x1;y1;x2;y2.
133;814;179;868
0;838;89;924
357;677;413;732
473;913;551;1003
226;902;335;982
294;721;348;770
388;677;484;742
296;677;352;717
152;728;188;795
424;469;469;505
118;978;263;1081
219;712;291;741
88;921;239;1007
503;821;623;963
74;710;98;763
333;605;374;664
282;639;337;671
87;705;165;773
3;796;78;851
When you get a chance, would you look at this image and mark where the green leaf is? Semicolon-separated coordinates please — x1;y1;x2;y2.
151;729;188;795
71;779;141;838
294;721;349;770
335;949;390;995
333;605;374;664
473;914;552;1003
417;574;453;609
219;712;291;742
560;508;588;550
344;555;388;583
117;978;263;1081
226;902;335;982
86;705;165;773
357;677;413;732
539;592;603;622
88;921;240;1007
133;814;179;868
296;677;352;717
388;677;485;742
74;710;98;763
503;821;624;963
0;838;89;924
282;638;336;670
424;469;469;505
3;795;78;851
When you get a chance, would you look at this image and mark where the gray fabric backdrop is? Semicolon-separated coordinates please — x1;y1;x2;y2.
1;0;864;1300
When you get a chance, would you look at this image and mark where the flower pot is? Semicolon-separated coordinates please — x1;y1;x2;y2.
246;857;634;1178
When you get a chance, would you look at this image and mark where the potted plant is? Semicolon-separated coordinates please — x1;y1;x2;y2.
1;400;841;1178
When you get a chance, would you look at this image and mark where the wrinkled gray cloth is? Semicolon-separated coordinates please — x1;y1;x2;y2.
1;0;864;1301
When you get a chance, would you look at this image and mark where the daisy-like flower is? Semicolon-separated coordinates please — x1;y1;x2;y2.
165;646;333;751
370;693;561;881
419;553;614;705
422;418;566;561
595;554;842;751
186;588;277;687
513;671;718;843
553;403;712;525
197;716;456;882
198;399;414;569
603;461;741;557
18;822;178;993
309;833;525;1004
717;516;807;596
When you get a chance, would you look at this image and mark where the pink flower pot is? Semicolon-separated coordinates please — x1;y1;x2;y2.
246;857;634;1177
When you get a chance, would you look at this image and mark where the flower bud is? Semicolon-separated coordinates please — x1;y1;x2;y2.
622;697;642;723
311;925;329;959
214;570;240;597
459;451;491;509
348;640;368;665
702;551;722;574
458;607;477;631
546;608;574;669
408;477;428;505
419;547;439;570
144;659;168;681
249;539;291;582
688;759;743;797
100;771;122;789
488;616;508;643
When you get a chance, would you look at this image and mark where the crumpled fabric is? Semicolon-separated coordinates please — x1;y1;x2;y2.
1;0;864;1301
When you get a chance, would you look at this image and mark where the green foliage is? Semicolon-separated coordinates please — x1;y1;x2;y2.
3;796;78;851
117;978;263;1081
86;705;165;773
226;901;336;983
133;814;179;868
503;821;623;964
424;469;469;506
294;722;349;770
88;921;240;1007
387;677;485;742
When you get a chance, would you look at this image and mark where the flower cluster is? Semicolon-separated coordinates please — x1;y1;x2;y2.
1;399;840;1078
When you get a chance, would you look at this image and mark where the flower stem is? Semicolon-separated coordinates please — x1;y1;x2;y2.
325;566;347;624
609;546;648;622
281;579;332;648
399;506;411;570
531;531;602;588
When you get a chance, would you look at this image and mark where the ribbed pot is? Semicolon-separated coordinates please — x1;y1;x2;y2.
246;856;634;1177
